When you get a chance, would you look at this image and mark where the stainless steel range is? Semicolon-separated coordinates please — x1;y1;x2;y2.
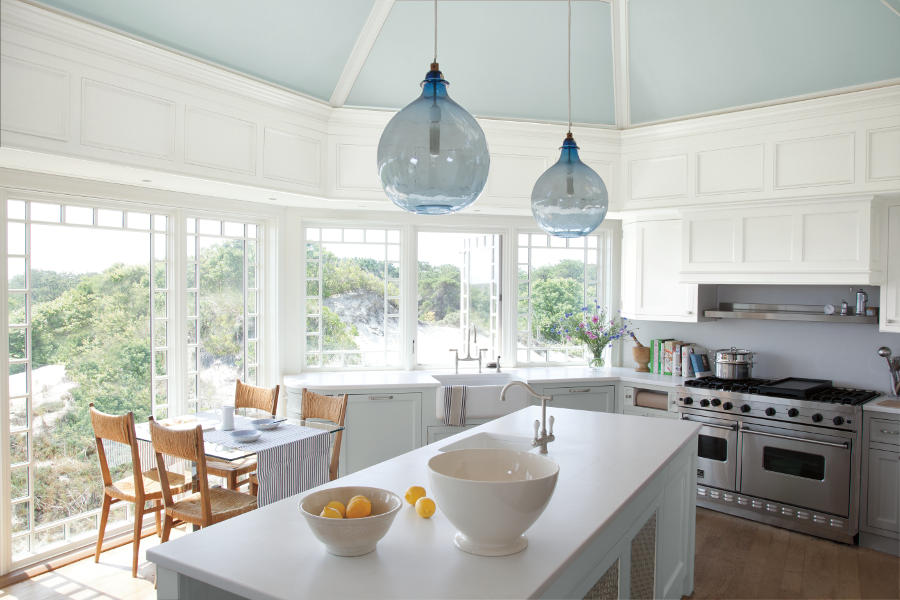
675;376;881;544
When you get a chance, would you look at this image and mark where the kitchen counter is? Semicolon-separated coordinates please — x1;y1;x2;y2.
285;366;687;392
148;407;700;599
863;396;900;416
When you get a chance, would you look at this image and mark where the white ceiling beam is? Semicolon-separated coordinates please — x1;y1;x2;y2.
610;0;630;128
330;0;395;107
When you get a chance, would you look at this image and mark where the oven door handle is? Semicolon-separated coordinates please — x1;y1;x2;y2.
740;426;850;449
682;417;737;431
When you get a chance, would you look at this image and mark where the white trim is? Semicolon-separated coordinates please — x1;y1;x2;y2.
881;0;900;18
0;188;10;575
329;0;395;107
610;0;631;129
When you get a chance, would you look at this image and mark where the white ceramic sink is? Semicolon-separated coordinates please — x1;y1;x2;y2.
427;448;559;556
433;373;529;419
439;431;535;453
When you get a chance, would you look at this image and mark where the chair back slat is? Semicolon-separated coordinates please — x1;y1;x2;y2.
301;389;348;481
150;420;213;522
90;404;143;494
235;380;279;416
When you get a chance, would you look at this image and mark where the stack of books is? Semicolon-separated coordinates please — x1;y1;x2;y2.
647;339;712;377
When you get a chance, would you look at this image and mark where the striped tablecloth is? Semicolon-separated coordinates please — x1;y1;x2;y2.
204;420;332;506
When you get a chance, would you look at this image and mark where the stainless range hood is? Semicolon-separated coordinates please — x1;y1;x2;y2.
703;302;878;324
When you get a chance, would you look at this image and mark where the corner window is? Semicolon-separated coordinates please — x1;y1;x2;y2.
517;232;607;364
416;232;501;367
304;227;401;368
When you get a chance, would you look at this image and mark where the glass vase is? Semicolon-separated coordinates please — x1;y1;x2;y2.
589;352;606;368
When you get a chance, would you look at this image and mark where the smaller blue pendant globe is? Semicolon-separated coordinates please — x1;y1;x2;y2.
531;135;608;237
377;66;490;215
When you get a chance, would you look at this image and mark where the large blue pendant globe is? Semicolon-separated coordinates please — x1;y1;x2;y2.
531;134;608;237
377;65;490;215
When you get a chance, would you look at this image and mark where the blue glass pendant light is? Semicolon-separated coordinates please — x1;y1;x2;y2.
377;0;489;215
531;0;608;237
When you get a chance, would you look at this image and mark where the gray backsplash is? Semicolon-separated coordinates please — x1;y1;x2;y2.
622;285;900;393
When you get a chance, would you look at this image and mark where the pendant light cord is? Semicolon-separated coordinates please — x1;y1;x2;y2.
567;0;572;135
434;0;438;63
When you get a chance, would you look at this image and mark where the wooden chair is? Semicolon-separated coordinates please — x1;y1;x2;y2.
150;419;257;541
206;380;279;490
247;388;348;496
90;404;190;577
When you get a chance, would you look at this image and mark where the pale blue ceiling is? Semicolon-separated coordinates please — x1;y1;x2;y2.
28;0;900;127
346;1;616;125
629;0;900;124
32;0;375;100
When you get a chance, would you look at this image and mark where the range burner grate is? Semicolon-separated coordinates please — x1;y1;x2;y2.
683;377;772;394
807;387;881;406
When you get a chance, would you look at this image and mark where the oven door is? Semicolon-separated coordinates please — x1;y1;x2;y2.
681;413;738;491
739;422;852;517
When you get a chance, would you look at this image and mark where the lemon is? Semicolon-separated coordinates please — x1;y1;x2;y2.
346;495;372;519
405;485;426;505
320;506;343;519
325;500;346;517
415;497;436;519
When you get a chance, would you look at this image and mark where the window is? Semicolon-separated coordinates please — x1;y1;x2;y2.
517;231;607;364
185;218;262;412
417;232;501;366
304;227;401;368
5;198;168;563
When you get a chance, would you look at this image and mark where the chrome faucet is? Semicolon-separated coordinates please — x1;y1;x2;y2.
500;381;555;454
449;324;487;373
877;347;900;396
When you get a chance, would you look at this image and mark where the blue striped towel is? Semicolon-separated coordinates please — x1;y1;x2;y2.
443;385;467;426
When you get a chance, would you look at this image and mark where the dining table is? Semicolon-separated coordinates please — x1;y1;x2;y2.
133;413;342;506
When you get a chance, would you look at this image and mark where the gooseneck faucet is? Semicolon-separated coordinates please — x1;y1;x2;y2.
449;324;488;373
500;381;555;454
877;347;900;396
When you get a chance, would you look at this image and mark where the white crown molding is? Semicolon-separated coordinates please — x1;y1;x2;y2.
330;0;395;107
3;0;332;121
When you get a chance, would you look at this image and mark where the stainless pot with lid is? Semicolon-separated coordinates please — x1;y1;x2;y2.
714;347;754;380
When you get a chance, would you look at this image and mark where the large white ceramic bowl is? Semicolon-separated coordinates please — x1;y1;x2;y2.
299;486;402;557
427;448;559;556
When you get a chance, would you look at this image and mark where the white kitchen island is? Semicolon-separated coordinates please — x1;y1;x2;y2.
148;406;699;600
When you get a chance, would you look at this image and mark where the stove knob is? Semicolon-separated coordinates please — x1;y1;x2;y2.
682;397;693;405
711;398;721;407
741;404;751;413
765;407;776;417
811;413;823;423
788;408;800;418
723;402;733;411
833;416;845;426
700;399;710;407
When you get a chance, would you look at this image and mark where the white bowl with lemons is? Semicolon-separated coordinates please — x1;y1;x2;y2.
427;448;559;556
299;485;402;557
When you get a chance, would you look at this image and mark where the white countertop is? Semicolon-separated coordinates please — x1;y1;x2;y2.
284;366;687;392
863;396;900;417
147;407;700;599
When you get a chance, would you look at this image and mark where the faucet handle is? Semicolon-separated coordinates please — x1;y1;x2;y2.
549;415;555;436
533;419;540;440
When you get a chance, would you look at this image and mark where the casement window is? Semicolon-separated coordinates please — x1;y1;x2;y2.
185;218;263;413
304;227;401;369
4;197;169;564
516;231;609;364
416;231;501;367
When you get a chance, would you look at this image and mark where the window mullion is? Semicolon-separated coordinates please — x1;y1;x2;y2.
170;210;188;417
0;190;11;574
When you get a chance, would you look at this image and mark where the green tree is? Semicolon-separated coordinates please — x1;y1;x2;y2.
530;277;583;342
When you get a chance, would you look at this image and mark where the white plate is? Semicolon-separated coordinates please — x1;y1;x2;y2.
252;418;281;431
231;429;261;443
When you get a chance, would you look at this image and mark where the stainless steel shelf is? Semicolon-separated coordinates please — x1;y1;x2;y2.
703;303;878;324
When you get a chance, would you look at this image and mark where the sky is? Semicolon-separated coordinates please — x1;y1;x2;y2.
8;224;151;275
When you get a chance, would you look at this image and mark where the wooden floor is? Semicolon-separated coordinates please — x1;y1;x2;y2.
2;509;897;599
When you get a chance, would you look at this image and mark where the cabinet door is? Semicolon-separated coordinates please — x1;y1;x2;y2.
544;385;615;412
882;204;900;333
340;392;421;476
622;219;698;322
866;448;900;534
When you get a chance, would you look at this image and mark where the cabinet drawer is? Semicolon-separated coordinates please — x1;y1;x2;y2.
543;385;615;413
871;419;900;446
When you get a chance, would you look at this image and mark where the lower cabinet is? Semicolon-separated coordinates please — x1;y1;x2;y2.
338;391;422;477
866;448;900;534
540;384;616;412
860;412;900;555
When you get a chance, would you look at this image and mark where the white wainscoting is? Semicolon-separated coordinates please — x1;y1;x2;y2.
696;144;764;195
0;55;69;141
868;126;900;182
629;154;688;201
774;133;855;189
184;107;256;175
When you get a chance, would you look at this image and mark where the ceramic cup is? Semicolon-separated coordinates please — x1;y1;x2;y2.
220;404;235;431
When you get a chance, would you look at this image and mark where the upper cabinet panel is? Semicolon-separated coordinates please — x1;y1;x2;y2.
32;0;374;101
346;0;615;125
629;0;900;124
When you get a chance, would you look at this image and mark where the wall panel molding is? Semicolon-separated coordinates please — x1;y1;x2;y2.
263;127;322;187
184;106;256;175
774;133;855;190
867;126;900;182
696;144;764;195
0;55;69;141
629;155;688;201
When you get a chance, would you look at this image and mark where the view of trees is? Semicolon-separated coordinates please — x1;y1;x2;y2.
520;259;587;344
